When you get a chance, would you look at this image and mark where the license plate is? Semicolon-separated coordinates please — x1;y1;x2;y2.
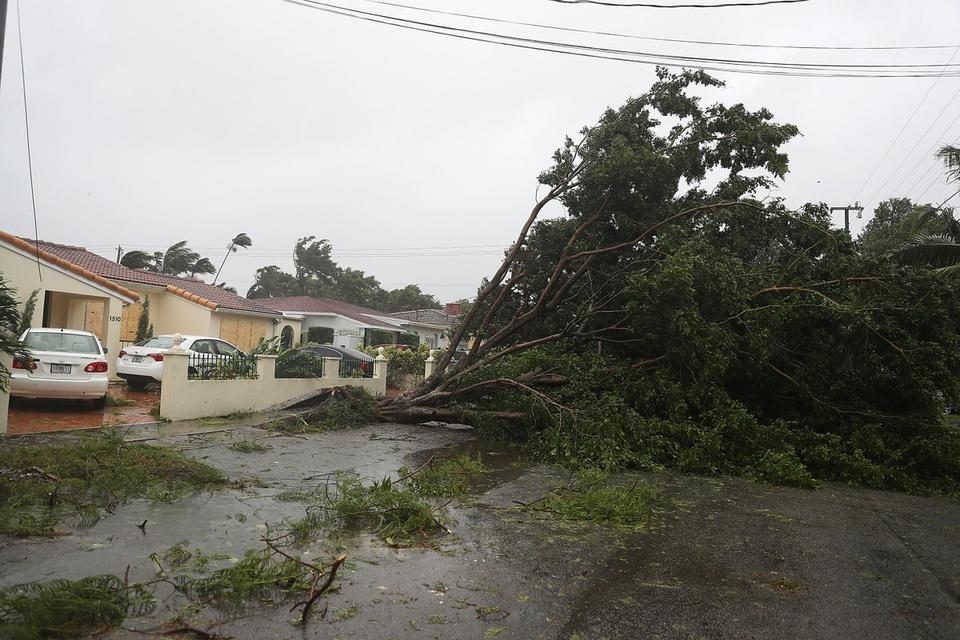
50;364;71;374
132;356;143;363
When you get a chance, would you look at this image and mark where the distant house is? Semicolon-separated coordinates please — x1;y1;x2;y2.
0;231;140;378
390;303;463;330
258;296;447;349
25;239;298;354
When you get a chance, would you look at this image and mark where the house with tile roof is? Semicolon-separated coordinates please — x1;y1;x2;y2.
4;233;299;355
258;296;447;350
0;231;140;385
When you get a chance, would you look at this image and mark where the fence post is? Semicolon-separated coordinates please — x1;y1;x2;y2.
322;357;340;380
159;341;189;420
257;355;277;381
374;347;388;380
424;350;436;378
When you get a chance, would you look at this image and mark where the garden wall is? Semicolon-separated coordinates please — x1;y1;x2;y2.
158;350;386;421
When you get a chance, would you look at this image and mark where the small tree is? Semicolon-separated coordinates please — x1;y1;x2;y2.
0;274;27;392
17;289;39;336
135;296;153;343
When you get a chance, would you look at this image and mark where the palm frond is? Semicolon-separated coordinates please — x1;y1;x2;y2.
939;144;960;182
895;234;960;268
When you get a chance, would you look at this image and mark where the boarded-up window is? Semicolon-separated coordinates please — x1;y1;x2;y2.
219;316;267;351
121;303;143;342
84;301;105;340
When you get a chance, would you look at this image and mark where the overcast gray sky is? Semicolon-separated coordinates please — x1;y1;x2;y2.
2;0;960;303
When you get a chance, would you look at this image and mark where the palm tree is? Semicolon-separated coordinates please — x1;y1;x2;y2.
894;145;960;276
0;274;28;392
212;233;252;286
120;242;215;278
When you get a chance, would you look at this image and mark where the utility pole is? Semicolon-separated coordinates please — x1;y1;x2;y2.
0;0;9;89
830;202;864;233
116;245;123;263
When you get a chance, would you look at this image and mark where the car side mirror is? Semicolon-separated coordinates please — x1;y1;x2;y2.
103;348;109;354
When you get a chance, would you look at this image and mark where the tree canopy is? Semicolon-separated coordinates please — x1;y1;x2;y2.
371;68;960;495
120;241;216;277
247;236;440;312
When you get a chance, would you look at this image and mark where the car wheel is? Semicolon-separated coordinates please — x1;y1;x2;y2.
91;395;107;410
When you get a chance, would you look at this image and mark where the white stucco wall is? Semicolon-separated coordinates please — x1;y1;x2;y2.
1;242;133;378
159;352;387;421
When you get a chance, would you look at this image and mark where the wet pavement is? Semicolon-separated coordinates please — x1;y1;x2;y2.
6;384;158;435
1;422;959;639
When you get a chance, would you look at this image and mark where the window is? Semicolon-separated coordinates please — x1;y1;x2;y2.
214;340;239;356
25;332;101;354
190;340;216;354
137;336;174;349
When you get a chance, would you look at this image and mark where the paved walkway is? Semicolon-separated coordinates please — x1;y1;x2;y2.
6;385;158;435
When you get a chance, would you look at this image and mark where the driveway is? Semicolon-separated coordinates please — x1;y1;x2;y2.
6;384;158;435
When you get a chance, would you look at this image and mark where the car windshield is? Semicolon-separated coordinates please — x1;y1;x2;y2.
136;336;174;348
24;332;100;354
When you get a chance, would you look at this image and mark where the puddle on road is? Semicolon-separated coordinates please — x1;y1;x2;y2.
0;422;595;639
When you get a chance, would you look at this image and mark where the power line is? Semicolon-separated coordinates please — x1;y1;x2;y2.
852;46;960;206
542;0;810;7
279;0;960;78
16;0;40;281
864;80;960;207
888;106;960;197
360;0;959;51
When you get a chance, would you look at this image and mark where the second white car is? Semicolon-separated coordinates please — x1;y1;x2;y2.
116;335;243;389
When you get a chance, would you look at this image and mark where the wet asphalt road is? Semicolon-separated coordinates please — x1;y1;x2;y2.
1;423;958;639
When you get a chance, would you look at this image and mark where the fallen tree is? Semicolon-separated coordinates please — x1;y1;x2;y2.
377;68;800;422
332;67;960;494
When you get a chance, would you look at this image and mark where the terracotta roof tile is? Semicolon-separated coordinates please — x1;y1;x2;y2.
257;296;405;330
31;239;278;316
0;231;140;302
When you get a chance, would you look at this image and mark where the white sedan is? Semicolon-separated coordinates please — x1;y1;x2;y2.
116;335;244;389
11;328;110;408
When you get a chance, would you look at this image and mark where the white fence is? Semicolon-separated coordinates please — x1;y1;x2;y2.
159;349;387;421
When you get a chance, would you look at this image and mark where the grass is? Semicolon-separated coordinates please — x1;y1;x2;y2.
228;439;272;453
0;575;154;640
402;454;487;497
175;549;312;606
103;393;134;408
537;469;654;528
0;431;227;537
286;473;444;545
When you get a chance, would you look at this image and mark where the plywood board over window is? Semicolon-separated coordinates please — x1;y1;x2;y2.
220;316;267;351
84;301;105;340
121;302;143;342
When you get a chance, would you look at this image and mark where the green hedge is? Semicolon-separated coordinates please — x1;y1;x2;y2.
397;333;420;348
306;326;334;344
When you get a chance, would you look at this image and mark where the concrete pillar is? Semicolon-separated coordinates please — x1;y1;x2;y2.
159;340;189;420
374;347;388;380
257;355;277;380
424;350;436;378
322;357;341;380
104;298;124;380
0;353;11;436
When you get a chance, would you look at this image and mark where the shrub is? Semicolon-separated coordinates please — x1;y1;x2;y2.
367;329;395;345
397;332;420;347
364;345;427;388
306;326;334;344
276;346;325;379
